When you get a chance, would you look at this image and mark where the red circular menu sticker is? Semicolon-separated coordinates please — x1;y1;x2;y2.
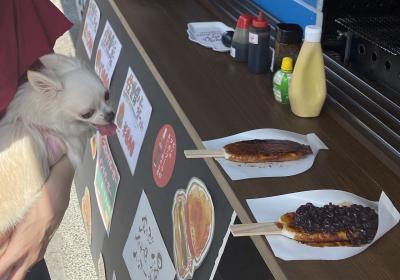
152;124;177;188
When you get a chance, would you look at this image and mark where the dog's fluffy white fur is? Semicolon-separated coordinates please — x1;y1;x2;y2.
0;54;114;244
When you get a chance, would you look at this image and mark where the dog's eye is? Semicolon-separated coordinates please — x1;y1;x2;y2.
81;110;94;119
104;91;110;101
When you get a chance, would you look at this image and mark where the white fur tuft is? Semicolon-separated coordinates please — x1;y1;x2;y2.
39;53;82;75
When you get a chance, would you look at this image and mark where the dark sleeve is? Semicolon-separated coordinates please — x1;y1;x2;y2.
0;0;73;116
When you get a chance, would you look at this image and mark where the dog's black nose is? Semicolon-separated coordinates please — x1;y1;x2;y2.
105;111;115;122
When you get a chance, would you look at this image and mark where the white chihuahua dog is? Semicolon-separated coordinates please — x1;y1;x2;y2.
0;54;116;255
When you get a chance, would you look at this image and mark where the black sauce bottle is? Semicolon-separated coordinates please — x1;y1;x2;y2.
247;12;270;74
230;14;253;63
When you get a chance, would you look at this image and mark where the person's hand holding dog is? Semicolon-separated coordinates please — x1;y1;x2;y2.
0;156;74;280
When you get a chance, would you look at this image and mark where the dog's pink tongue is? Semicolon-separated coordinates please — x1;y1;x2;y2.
96;123;117;136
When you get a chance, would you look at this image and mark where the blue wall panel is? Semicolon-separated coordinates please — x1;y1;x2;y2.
301;0;319;8
252;0;318;30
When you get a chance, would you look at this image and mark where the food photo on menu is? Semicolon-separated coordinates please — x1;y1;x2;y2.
172;177;215;280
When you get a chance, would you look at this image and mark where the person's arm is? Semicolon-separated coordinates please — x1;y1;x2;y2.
0;156;74;280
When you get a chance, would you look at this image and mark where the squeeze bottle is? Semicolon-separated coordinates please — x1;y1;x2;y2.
289;25;326;117
230;14;253;63
248;12;270;73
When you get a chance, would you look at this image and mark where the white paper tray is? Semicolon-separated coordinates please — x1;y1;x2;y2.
187;21;233;52
202;129;328;180
246;190;400;260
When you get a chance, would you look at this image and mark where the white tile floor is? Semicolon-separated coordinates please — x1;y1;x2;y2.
44;1;97;279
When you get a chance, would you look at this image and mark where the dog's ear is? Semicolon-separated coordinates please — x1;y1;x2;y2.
27;70;63;96
39;54;81;75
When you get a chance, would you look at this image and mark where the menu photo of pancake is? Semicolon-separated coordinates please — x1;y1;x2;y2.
172;177;215;280
81;186;92;244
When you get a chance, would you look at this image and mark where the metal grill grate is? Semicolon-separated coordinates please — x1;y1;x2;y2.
335;16;400;55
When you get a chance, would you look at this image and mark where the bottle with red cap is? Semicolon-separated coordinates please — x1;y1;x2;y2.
230;14;253;63
248;12;270;73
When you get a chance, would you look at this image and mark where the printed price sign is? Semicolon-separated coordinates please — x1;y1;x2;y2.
95;21;122;88
123;191;176;280
152;124;176;188
82;0;101;58
116;67;152;176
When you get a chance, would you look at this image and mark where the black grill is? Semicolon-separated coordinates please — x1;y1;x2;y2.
335;16;400;56
333;16;400;94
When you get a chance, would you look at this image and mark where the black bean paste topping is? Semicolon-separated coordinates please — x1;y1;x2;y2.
293;203;378;246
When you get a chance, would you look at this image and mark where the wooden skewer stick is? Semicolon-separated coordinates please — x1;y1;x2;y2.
184;149;225;159
230;222;284;237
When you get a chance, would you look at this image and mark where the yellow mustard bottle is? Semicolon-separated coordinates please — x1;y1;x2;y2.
289;25;326;117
